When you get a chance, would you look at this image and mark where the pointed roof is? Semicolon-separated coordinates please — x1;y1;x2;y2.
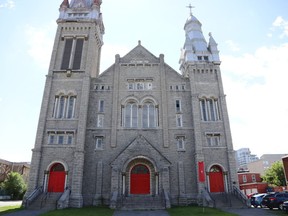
179;8;221;71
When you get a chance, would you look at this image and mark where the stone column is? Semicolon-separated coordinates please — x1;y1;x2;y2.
93;161;103;205
178;161;186;196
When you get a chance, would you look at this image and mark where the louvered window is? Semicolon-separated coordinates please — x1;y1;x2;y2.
61;37;84;70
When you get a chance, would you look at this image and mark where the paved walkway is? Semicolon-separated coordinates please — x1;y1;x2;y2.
0;201;281;216
221;207;279;216
113;210;169;216
0;201;48;216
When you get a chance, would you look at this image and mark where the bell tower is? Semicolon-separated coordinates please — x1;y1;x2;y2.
179;7;237;194
25;0;104;208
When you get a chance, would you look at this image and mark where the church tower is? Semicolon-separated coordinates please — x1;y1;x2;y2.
25;0;104;207
179;8;237;193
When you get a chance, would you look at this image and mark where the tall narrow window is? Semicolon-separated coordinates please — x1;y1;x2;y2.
98;100;104;112
72;38;84;70
95;137;103;150
97;114;104;128
176;114;183;127
175;99;181;112
124;102;138;128
61;37;84;70
48;134;55;144
61;38;73;70
58;96;66;118
176;136;185;151
142;102;156;128
67;96;76;118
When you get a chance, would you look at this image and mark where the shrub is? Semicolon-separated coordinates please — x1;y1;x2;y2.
0;172;27;200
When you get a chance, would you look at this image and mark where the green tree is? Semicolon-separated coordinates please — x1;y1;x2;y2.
262;161;286;186
0;172;27;200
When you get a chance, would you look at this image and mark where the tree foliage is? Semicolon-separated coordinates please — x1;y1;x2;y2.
262;161;286;186
0;172;27;200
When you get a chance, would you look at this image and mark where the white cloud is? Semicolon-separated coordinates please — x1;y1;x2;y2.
0;0;15;8
221;43;288;156
272;16;288;38
225;40;240;52
100;43;130;72
25;22;56;69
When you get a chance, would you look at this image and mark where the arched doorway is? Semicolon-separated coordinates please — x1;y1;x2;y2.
130;164;150;194
48;163;66;192
209;165;224;192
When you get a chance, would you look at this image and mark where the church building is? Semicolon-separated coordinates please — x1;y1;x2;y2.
25;0;238;209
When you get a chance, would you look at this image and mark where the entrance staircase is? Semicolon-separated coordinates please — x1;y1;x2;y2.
120;195;165;210
27;192;62;210
210;193;249;208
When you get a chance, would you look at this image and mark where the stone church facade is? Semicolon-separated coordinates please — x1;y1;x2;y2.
25;0;238;209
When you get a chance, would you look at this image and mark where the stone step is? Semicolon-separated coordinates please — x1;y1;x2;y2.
28;192;62;210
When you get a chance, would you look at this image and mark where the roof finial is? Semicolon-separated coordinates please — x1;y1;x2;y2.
186;4;195;16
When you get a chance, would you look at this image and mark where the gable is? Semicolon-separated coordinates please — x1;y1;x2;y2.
111;135;171;170
120;42;160;64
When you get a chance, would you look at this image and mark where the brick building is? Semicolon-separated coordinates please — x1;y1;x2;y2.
24;0;237;209
238;172;268;196
283;156;288;186
0;159;30;184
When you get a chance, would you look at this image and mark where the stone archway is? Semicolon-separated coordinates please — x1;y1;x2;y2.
130;164;150;194
209;165;224;192
47;163;66;192
124;157;156;196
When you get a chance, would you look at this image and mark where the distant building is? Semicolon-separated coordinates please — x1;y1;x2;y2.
235;148;258;170
238;172;268;196
0;159;30;183
283;155;288;186
247;154;287;176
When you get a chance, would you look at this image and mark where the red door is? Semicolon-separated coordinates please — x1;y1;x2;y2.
130;164;150;194
209;165;224;192
48;163;65;192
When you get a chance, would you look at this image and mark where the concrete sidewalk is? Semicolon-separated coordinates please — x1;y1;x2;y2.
113;210;169;216
221;207;279;216
0;201;22;207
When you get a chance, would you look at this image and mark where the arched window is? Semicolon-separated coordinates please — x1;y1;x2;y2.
53;94;77;119
66;96;76;118
142;102;156;128
199;97;220;121
124;102;138;128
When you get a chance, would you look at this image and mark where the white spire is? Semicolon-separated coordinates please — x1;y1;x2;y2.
58;0;103;25
179;8;221;71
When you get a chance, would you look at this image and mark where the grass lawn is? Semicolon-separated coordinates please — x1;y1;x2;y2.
41;206;114;216
167;206;238;216
0;205;22;215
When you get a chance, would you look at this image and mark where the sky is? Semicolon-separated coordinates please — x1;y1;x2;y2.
0;0;288;162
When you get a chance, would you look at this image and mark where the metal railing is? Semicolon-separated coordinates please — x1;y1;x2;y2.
57;187;71;209
24;186;43;208
233;186;250;206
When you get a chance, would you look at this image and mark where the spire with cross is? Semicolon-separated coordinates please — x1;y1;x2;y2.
186;4;195;16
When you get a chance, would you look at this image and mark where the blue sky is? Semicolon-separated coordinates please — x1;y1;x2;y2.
0;0;288;162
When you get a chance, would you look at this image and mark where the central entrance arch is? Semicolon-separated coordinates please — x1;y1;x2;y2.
130;164;150;194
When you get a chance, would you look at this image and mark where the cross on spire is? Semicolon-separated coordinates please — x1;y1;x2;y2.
186;4;195;16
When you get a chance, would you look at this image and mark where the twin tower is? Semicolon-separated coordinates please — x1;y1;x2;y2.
25;0;237;209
